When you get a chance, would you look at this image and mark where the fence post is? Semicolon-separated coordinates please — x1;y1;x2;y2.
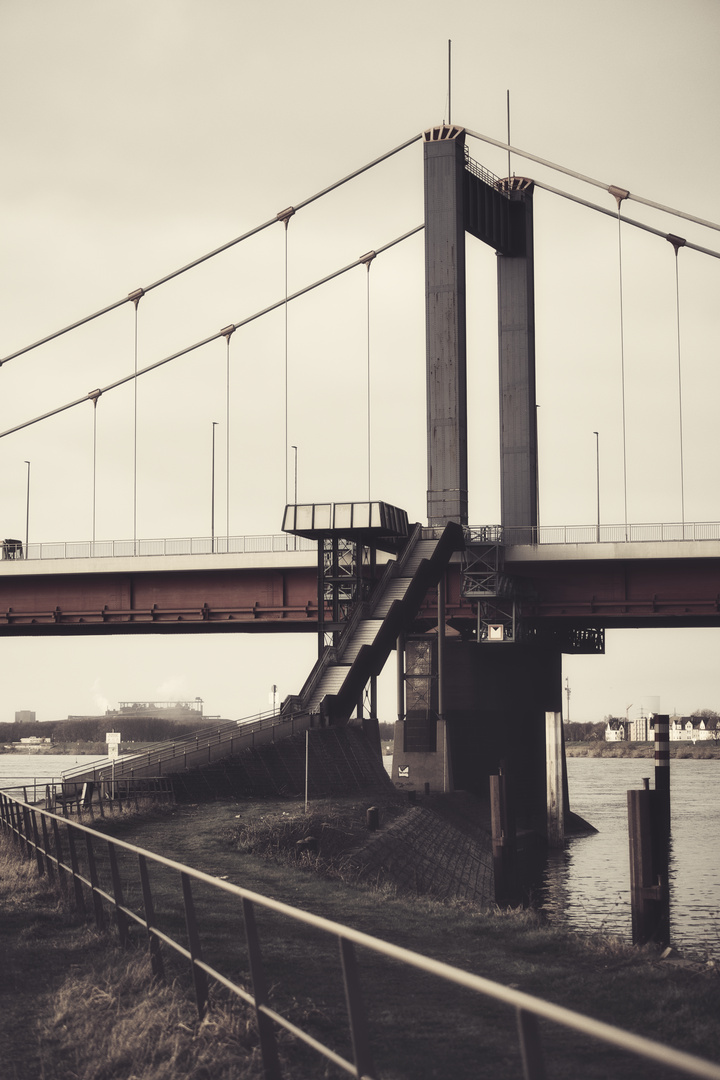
51;817;67;893
27;808;44;875
107;842;130;947
85;833;105;930
516;1007;547;1080
40;814;55;884
180;872;209;1019
242;897;282;1080
339;936;377;1080
138;854;165;982
65;825;86;915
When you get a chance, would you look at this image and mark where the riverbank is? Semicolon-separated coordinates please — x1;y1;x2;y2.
565;741;720;758
2;797;719;1079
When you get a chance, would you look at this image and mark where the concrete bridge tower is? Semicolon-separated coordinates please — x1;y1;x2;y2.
394;124;564;839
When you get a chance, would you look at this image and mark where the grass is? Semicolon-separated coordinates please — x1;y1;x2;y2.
2;796;720;1079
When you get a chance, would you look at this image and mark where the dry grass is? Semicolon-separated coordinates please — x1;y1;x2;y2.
3;798;720;1079
37;952;267;1080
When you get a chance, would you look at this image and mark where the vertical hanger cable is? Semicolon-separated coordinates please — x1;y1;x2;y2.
668;234;687;527
611;189;630;536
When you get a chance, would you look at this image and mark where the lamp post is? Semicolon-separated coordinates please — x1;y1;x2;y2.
24;460;30;559
593;431;600;543
291;445;298;550
211;422;218;553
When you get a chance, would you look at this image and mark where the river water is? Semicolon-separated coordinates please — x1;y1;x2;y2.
2;753;718;960
0;754;102;801
543;757;720;961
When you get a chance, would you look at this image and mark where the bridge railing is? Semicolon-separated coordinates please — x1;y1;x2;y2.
8;522;720;564
501;522;720;546
4;533;317;562
1;793;718;1080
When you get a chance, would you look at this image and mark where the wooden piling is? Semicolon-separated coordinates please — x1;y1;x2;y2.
545;711;564;848
490;764;516;905
627;786;669;947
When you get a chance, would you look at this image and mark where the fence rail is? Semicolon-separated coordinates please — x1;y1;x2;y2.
1;793;719;1080
1;533;317;563
4;522;720;566
480;522;720;547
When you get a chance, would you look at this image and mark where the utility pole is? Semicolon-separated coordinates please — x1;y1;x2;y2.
565;676;571;724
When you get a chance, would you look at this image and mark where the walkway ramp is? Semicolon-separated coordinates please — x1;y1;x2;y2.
283;521;464;724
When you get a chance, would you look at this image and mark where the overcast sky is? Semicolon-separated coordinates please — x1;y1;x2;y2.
1;0;719;724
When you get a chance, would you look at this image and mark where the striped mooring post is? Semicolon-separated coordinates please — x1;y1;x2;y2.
654;713;671;839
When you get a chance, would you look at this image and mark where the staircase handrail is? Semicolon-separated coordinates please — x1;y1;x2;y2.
301;523;424;695
291;645;339;712
335;522;423;655
60;709;285;781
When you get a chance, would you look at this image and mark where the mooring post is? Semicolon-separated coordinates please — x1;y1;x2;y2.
628;784;669;946
545;711;564;847
653;713;671;840
490;764;516;904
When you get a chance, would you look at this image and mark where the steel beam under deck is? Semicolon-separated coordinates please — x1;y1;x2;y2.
3;546;720;637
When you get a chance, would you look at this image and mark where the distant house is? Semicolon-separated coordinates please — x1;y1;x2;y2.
670;715;718;741
605;719;627;742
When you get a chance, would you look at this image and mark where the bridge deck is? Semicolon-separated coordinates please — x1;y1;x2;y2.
2;534;720;634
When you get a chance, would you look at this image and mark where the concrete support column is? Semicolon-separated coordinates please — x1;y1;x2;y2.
497;186;538;537
424;128;468;526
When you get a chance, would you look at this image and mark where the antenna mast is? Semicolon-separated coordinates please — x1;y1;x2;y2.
448;39;452;125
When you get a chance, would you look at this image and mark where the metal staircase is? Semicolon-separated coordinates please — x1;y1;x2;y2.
284;521;464;724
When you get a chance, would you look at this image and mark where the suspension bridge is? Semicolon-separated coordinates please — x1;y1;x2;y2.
2;122;719;836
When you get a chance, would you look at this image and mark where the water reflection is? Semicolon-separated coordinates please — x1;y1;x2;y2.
541;757;720;960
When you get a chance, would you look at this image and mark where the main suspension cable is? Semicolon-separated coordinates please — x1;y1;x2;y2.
0;225;424;441
0;134;422;370
533;181;720;260
464;127;720;233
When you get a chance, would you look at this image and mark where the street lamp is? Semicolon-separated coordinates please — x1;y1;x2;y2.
291;446;298;550
24;461;30;559
593;431;600;543
211;422;218;553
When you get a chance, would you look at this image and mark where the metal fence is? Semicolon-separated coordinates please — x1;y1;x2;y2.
5;523;720;565
1;793;719;1080
497;522;720;547
2;533;317;562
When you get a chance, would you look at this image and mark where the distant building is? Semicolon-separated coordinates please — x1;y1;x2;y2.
65;699;209;725
605;719;627;741
670;715;718;741
628;714;655;742
15;710;36;724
